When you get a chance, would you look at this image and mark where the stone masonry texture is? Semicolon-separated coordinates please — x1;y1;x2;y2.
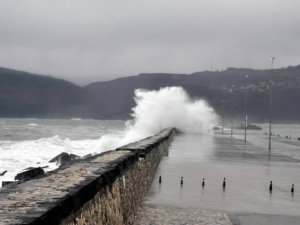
0;128;175;225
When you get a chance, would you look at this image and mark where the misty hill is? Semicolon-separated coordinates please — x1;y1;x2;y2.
0;67;88;118
1;65;300;122
86;65;300;122
85;73;217;119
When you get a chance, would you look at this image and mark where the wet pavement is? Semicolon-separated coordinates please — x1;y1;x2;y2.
135;204;231;225
135;132;300;225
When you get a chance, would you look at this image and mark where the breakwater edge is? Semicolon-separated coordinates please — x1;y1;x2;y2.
0;128;175;225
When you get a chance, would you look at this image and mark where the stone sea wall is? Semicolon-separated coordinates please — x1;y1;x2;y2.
0;128;175;225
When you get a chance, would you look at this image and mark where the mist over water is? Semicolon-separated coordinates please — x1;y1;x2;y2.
0;87;217;186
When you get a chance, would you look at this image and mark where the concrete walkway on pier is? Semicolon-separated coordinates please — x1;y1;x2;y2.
135;133;300;225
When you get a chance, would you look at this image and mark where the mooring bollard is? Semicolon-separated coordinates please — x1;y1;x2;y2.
291;184;294;193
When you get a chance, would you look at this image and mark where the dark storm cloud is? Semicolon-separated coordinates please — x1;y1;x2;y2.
0;0;299;85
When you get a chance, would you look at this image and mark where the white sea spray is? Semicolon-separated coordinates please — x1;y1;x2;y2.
0;87;217;186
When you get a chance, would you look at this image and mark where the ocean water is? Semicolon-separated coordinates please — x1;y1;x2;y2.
0;87;218;187
233;123;300;138
0;118;126;186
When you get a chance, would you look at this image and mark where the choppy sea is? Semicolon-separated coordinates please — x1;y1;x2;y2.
0;118;126;186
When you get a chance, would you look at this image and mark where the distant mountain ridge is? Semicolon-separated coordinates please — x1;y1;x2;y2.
1;65;300;122
0;67;88;118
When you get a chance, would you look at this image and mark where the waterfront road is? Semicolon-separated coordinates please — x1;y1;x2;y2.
135;133;300;225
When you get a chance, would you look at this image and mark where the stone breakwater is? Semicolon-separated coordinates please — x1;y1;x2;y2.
0;128;175;225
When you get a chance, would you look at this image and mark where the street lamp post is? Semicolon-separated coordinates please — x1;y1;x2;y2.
244;75;248;144
269;57;275;151
230;85;234;140
221;101;225;134
219;95;225;135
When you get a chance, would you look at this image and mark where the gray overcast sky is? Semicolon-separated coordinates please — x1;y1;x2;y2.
0;0;300;85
